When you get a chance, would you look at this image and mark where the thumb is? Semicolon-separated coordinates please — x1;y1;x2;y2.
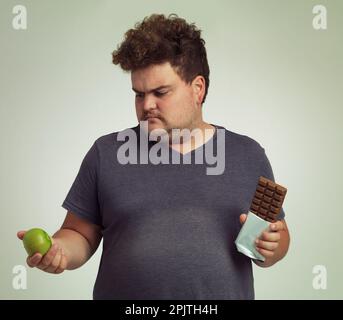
239;214;247;225
17;231;26;240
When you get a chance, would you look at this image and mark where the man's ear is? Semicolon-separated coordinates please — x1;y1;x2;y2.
192;75;206;106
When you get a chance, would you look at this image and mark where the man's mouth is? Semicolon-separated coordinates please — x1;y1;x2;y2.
144;115;160;120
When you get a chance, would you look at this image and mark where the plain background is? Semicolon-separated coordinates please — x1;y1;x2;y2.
1;0;342;299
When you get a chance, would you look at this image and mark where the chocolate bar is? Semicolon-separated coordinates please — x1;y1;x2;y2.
250;176;287;222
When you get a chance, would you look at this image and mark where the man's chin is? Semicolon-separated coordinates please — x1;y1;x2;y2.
149;127;169;140
139;120;168;137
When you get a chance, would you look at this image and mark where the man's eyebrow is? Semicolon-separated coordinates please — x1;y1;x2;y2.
132;85;172;94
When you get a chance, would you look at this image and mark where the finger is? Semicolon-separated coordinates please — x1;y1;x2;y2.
269;221;284;232
38;244;59;270
259;231;281;242
256;247;275;258
54;267;64;274
45;248;62;273
17;231;26;240
256;239;279;251
55;251;67;274
239;214;247;225
27;253;43;268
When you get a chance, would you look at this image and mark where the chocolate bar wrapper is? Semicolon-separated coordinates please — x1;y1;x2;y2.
235;176;287;261
235;211;270;261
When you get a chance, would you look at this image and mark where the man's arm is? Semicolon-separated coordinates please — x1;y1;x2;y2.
53;211;102;270
17;211;102;273
239;214;290;268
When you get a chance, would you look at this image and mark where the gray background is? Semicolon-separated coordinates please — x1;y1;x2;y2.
1;0;342;299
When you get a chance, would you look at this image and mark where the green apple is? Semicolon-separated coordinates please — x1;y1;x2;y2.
23;228;52;256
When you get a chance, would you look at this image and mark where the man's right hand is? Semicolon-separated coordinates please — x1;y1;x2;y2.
17;231;68;274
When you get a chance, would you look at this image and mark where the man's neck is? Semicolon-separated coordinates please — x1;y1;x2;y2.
169;121;215;155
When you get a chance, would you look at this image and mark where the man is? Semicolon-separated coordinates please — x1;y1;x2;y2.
17;14;290;299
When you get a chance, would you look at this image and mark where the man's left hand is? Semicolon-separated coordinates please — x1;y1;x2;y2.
239;213;289;267
255;220;284;259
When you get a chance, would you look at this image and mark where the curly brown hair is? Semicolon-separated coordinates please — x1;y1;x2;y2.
112;14;210;103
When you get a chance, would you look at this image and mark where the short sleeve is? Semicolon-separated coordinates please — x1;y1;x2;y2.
61;142;102;226
259;149;286;220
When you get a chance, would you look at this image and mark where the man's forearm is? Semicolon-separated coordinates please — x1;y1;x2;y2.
52;228;93;270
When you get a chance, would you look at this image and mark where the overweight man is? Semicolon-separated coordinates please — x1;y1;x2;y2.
18;13;290;299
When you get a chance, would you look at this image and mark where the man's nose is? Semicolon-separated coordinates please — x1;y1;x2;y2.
142;94;157;112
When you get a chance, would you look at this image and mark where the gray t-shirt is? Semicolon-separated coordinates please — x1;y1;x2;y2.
62;124;285;300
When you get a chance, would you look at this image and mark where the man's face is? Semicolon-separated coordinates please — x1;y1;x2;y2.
131;62;201;136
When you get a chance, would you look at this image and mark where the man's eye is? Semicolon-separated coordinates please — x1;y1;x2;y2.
135;93;144;98
155;91;167;97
